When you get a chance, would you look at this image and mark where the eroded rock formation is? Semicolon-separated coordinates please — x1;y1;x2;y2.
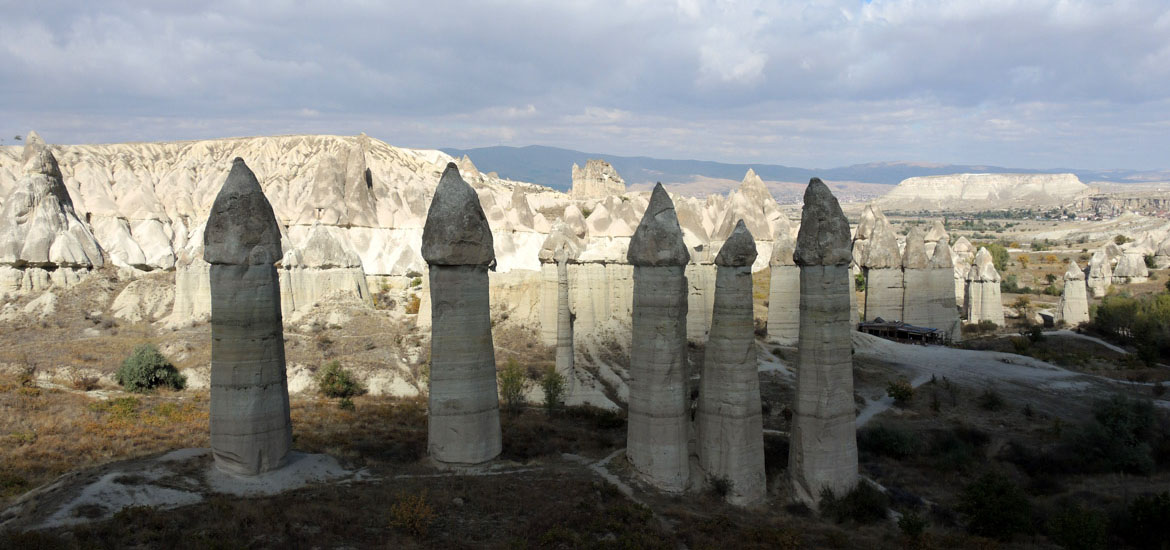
571;159;626;199
861;210;903;322
697;220;764;506
964;247;1005;326
626;183;690;492
1057;260;1090;326
279;223;370;314
927;240;961;340
900;227;931;327
422;163;501;465
205;158;292;476
789;178;857;505
767;215;799;345
1113;252;1150;284
1087;250;1113;297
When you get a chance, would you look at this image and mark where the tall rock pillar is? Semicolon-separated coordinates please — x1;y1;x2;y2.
539;223;584;397
900;227;931;327
697;220;765;506
861;213;904;322
205;158;292;476
767;220;800;345
422;163;502;465
928;240;962;341
964;247;1005;326
626;183;691;492
1057;260;1090;326
789;178;858;505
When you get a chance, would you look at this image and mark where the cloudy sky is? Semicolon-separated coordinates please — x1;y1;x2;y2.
2;0;1168;170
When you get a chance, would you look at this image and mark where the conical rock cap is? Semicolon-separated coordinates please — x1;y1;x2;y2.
422;163;495;266
1064;260;1085;281
627;183;689;266
794;178;851;266
715;219;757;267
902;226;929;269
204;158;282;265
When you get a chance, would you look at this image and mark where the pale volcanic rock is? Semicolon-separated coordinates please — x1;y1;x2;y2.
900;227;932;328
204;158;293;476
570;159;626;199
293;136;377;227
1087;250;1113;297
1104;242;1124;264
789;178;857;506
685;262;717;342
924;220;948;256
877;173;1090;211
1113;252;1150;284
0;147;104;293
861;216;904;322
626;183;690;493
112;278;175;323
926;240;961;340
278;223;371;314
562;204;588;238
1057;260;1090;326
538;223;584;391
711;169;781;245
964;248;1005;327
422;163;502;465
1155;235;1170;269
951;237;975;305
456;155;483;185
767;219;799;345
697;221;764;506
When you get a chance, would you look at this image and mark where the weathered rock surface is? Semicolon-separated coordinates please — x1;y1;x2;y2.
1087;250;1113;297
924;220;948;256
926;240;961;340
422;165;501;465
951;237;975;305
964;247;1005;326
205;158;292;476
1112;252;1149;284
1057;260;1090;326
900;227;932;328
767;219;799;345
861;212;903;322
1155;236;1170;269
789;178;857;506
877;173;1090;211
571;159;626;199
627;183;690;492
279;223;370;315
0;144;104;293
698;221;764;506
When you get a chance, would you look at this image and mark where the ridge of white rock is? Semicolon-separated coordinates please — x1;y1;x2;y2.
964;247;1005;326
205;158;292;476
422;164;502;465
570;159;626;199
626;183;690;493
697;221;764;506
789;178;857;506
1057;260;1090;326
877;173;1090;211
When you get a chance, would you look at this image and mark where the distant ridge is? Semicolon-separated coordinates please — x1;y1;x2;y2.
441;145;1163;191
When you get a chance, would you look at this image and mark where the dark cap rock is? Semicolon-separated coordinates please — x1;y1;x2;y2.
794;178;851;267
203;158;283;265
421;163;495;267
715;219;757;267
627;183;689;266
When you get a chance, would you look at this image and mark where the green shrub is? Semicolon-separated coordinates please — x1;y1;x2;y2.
958;472;1033;540
854;272;867;292
1046;500;1106;550
1063;395;1158;475
540;366;566;414
1145;254;1158;269
316;360;366;398
115;344;185;392
886;379;914;407
1116;492;1170;549
978;388;1005;411
498;358;528;411
858;425;919;459
819;482;889;524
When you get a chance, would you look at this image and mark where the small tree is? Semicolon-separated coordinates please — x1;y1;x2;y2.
115;344;185;392
498;358;528;411
316;360;366;398
886;379;914;407
1012;296;1032;320
1017;255;1030;269
540;366;566;414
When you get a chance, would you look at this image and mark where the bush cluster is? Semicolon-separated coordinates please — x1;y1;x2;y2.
115;344;185;393
1090;291;1170;365
819;482;889;524
316;360;366;399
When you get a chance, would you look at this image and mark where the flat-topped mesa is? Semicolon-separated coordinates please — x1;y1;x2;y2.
861;217;904;322
1113;252;1150;284
964;247;1005;326
571;159;626;199
698;220;765;506
789;178;857;505
901;227;932;329
421;163;495;267
927;239;961;340
1086;250;1112;297
0;145;105;293
767;221;800;344
204;158;292;476
1058;260;1090;326
422;163;501;465
627;183;690;267
626;182;690;492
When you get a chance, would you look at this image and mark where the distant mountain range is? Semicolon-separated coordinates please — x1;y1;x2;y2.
441;145;1168;191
